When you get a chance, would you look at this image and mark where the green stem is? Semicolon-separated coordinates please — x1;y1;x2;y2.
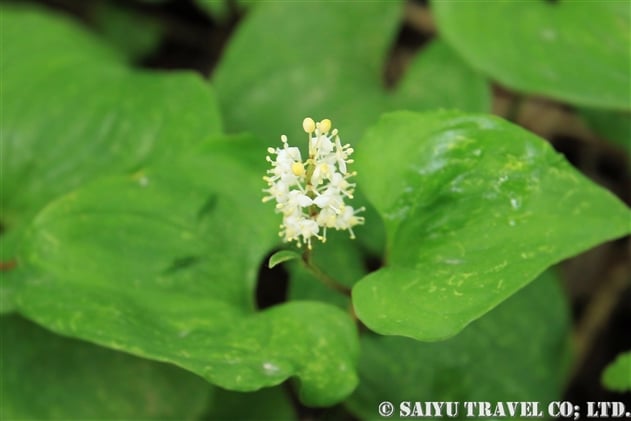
301;249;351;297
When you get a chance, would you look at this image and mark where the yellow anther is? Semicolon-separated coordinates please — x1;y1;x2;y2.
303;117;316;133
319;119;332;133
291;162;306;177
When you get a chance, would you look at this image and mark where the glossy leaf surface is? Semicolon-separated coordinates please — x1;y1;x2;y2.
347;271;571;420
17;137;359;406
432;1;631;109
353;111;631;340
1;5;221;261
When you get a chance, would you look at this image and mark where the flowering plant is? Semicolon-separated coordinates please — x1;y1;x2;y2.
2;1;630;419
264;118;364;248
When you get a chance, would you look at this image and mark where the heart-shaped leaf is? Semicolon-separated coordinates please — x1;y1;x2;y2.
347;271;571;420
1;5;221;261
353;111;631;340
16;136;359;406
1;315;211;420
432;0;631;110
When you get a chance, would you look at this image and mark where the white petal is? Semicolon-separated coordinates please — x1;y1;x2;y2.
313;195;329;208
297;194;313;207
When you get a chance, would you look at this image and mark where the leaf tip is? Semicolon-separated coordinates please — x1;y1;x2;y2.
268;250;301;269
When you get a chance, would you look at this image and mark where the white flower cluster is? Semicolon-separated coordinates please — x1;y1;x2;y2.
263;117;364;248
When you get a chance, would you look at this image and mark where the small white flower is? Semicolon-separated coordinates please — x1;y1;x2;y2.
311;162;331;186
313;186;344;211
334;135;353;174
335;206;365;233
316;207;338;228
278;190;313;215
263;117;364;248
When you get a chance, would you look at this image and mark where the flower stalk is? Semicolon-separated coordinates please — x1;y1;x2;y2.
301;248;351;297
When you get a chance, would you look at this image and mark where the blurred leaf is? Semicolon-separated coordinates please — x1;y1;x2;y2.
94;3;163;60
602;351;631;392
347;271;571;420
203;386;296;421
196;0;231;20
196;0;254;19
353;111;631;340
269;250;301;269
289;232;367;312
213;1;490;143
0;274;17;314
17;136;359;407
0;5;221;261
1;315;210;420
390;40;487;113
432;0;631;110
0;265;31;315
579;109;631;154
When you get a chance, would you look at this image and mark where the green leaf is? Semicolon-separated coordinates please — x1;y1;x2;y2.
346;271;571;420
93;3;163;60
196;0;228;19
203;386;296;421
602;351;631;392
432;0;631;110
195;0;253;20
17;136;359;407
1;315;210;420
269;250;302;269
213;1;490;143
353;110;631;340
0;5;221;260
0;291;14;314
0;266;31;315
579;109;631;154
390;40;488;113
289;232;368;312
1;4;222;319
